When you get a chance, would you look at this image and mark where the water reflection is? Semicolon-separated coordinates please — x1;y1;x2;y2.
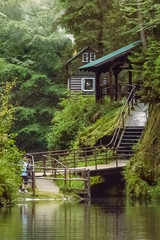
0;198;160;240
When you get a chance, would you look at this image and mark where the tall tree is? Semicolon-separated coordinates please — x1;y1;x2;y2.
59;0;114;56
119;0;160;44
119;0;160;104
0;59;67;152
0;0;71;151
59;0;142;55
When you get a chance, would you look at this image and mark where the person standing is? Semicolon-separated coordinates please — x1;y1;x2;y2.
20;157;29;192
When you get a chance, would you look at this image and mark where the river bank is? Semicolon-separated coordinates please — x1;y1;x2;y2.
18;189;82;203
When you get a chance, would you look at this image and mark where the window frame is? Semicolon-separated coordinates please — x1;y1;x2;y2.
90;53;96;62
82;53;89;62
81;77;95;92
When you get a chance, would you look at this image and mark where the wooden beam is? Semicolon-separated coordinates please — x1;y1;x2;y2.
129;62;132;92
95;69;101;102
113;66;121;101
109;66;114;102
114;72;118;101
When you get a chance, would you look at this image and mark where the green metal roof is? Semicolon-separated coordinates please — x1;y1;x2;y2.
79;40;141;72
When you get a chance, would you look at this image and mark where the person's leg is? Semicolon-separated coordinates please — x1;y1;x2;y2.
21;176;28;192
23;176;28;192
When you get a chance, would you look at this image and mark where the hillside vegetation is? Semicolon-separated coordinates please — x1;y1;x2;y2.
47;96;123;150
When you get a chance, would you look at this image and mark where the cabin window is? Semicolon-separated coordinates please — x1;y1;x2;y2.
82;53;88;62
82;78;95;91
90;53;96;62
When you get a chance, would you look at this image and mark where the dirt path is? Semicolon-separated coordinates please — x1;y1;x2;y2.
35;176;59;194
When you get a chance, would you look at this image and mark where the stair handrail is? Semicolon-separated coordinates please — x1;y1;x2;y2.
108;84;136;149
43;154;68;169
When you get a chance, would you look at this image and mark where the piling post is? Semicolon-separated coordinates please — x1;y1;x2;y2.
29;154;35;196
115;154;118;168
64;168;67;188
105;148;108;164
84;170;91;199
87;170;91;199
73;150;76;168
69;169;71;189
85;149;87;167
32;170;35;196
94;149;97;170
43;156;47;176
51;157;56;178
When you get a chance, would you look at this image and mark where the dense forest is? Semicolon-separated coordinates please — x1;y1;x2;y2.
0;0;160;204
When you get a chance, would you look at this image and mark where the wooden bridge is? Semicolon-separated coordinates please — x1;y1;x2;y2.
26;86;148;199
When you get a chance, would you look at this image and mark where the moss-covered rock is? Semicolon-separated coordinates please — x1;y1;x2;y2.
124;104;160;199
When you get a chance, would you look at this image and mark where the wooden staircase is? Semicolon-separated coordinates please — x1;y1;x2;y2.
116;126;144;159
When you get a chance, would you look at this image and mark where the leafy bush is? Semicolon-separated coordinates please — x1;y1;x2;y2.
0;137;22;206
0;82;23;206
47;95;123;150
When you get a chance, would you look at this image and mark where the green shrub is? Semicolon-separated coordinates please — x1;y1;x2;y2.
0;137;22;206
48;95;123;150
0;81;23;206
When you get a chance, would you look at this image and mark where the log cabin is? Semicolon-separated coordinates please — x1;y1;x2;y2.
66;46;97;94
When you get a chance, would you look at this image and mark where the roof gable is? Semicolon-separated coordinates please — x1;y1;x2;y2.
67;45;97;64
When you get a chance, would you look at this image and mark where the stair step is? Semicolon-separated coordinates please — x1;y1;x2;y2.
122;135;140;140
116;153;134;158
125;126;144;129
125;129;143;132
118;145;133;149
123;132;142;135
119;142;136;145
117;149;133;154
118;147;134;151
121;138;139;142
116;125;144;159
121;142;139;146
123;131;143;134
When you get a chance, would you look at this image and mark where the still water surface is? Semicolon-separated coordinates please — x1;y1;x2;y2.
0;198;160;240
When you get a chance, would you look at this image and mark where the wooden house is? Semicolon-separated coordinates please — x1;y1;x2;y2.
79;40;142;102
66;46;98;94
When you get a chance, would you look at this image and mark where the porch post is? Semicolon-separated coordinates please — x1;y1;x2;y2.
109;66;114;102
129;62;132;92
95;69;101;102
114;72;118;101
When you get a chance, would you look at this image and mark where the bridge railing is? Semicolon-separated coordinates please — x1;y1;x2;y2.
26;147;114;174
25;153;91;198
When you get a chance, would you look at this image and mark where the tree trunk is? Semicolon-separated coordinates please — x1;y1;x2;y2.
137;2;147;49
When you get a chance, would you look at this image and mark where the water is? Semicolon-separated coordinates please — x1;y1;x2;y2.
0;198;160;240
